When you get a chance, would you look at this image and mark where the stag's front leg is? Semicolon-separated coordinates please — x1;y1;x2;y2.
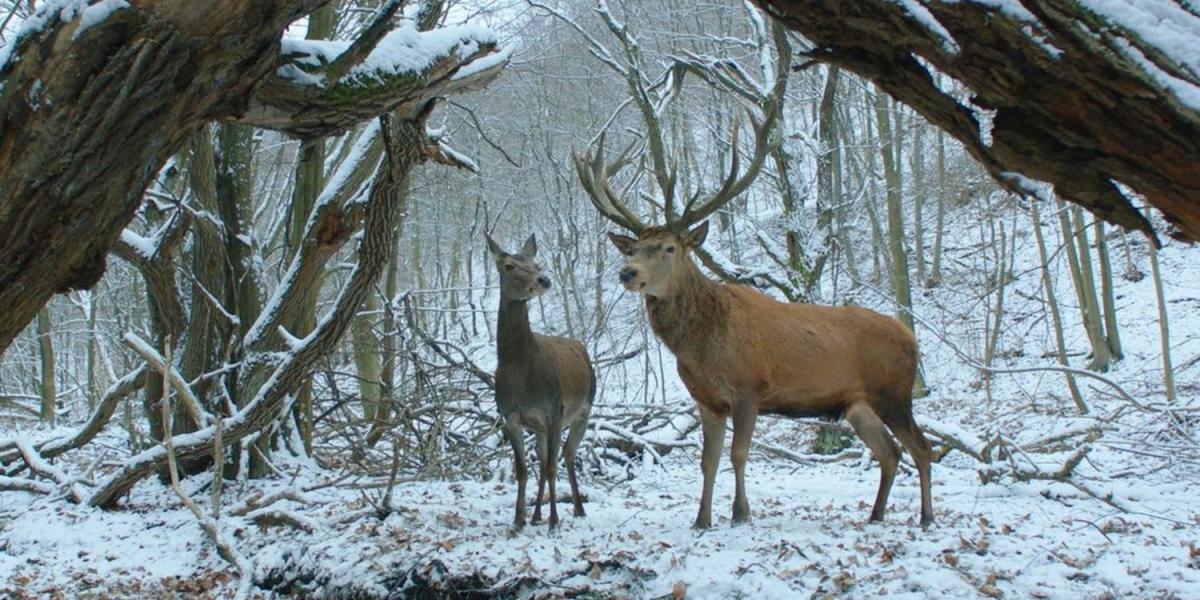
504;417;529;530
730;401;758;525
694;405;726;529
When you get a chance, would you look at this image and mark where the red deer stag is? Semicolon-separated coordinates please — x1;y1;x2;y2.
488;233;596;531
574;131;934;529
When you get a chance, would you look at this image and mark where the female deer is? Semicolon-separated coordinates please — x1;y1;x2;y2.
488;233;595;531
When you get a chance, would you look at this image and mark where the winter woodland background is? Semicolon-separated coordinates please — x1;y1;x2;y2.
1;0;1198;598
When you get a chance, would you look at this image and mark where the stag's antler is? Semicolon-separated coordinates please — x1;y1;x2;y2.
564;2;787;236
572;132;647;233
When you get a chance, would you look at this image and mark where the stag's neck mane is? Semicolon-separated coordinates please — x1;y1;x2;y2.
497;298;536;364
645;257;728;354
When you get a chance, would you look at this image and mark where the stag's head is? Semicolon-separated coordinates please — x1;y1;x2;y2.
487;233;552;302
608;222;708;297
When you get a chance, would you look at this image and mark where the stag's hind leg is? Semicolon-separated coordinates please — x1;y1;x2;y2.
730;401;758;525
844;402;900;522
887;414;935;526
564;415;589;518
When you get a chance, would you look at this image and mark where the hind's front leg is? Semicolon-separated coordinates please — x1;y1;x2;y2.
504;417;529;529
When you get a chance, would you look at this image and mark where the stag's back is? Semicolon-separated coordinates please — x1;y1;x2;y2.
674;283;917;419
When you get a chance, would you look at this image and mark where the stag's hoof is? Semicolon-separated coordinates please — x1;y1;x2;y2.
920;512;935;528
692;515;711;530
573;505;586;518
512;518;526;531
530;512;542;525
732;500;750;525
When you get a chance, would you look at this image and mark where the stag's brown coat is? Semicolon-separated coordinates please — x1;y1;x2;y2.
611;224;934;528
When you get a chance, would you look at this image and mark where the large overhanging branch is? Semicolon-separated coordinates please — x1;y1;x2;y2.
0;1;508;357
752;0;1200;241
235;23;511;139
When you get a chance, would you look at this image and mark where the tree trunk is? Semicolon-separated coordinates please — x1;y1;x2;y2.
0;1;507;357
1030;201;1088;414
873;88;927;397
926;129;946;288
1093;220;1123;360
91;113;427;508
1146;218;1177;403
36;307;55;427
754;0;1200;241
1056;200;1111;372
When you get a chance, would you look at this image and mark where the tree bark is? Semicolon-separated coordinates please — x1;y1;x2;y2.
754;1;1200;242
0;1;507;356
90;112;426;508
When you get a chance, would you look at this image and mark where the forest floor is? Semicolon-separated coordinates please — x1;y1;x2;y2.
1;416;1198;599
3;213;1200;598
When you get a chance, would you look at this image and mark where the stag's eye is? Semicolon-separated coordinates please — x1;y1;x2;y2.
504;264;515;271
665;246;676;254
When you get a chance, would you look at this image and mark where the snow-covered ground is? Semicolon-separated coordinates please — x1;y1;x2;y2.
1;200;1198;599
1;436;1196;598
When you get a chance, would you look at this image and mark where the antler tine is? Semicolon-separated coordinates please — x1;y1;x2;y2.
572;133;646;233
676;108;775;231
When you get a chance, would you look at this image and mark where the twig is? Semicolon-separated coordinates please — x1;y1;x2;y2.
124;332;212;428
160;342;252;598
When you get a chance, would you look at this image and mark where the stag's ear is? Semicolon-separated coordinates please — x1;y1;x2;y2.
485;233;504;257
608;232;636;255
684;221;709;248
520;234;538;258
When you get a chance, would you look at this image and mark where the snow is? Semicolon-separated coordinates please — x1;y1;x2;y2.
3;447;1198;598
279;23;500;87
71;0;129;41
891;0;960;55
0;0;89;71
1111;34;1200;112
1083;0;1200;80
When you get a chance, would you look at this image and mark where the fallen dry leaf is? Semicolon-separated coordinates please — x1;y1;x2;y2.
672;580;687;599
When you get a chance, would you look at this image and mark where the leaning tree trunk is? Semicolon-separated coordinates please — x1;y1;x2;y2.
0;0;507;357
90;113;426;508
754;1;1200;242
0;1;321;353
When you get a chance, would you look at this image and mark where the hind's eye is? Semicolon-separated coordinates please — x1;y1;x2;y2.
665;246;676;254
504;264;515;271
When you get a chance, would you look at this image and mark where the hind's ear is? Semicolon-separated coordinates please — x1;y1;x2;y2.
608;232;636;255
485;233;504;257
520;234;538;258
684;221;709;248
